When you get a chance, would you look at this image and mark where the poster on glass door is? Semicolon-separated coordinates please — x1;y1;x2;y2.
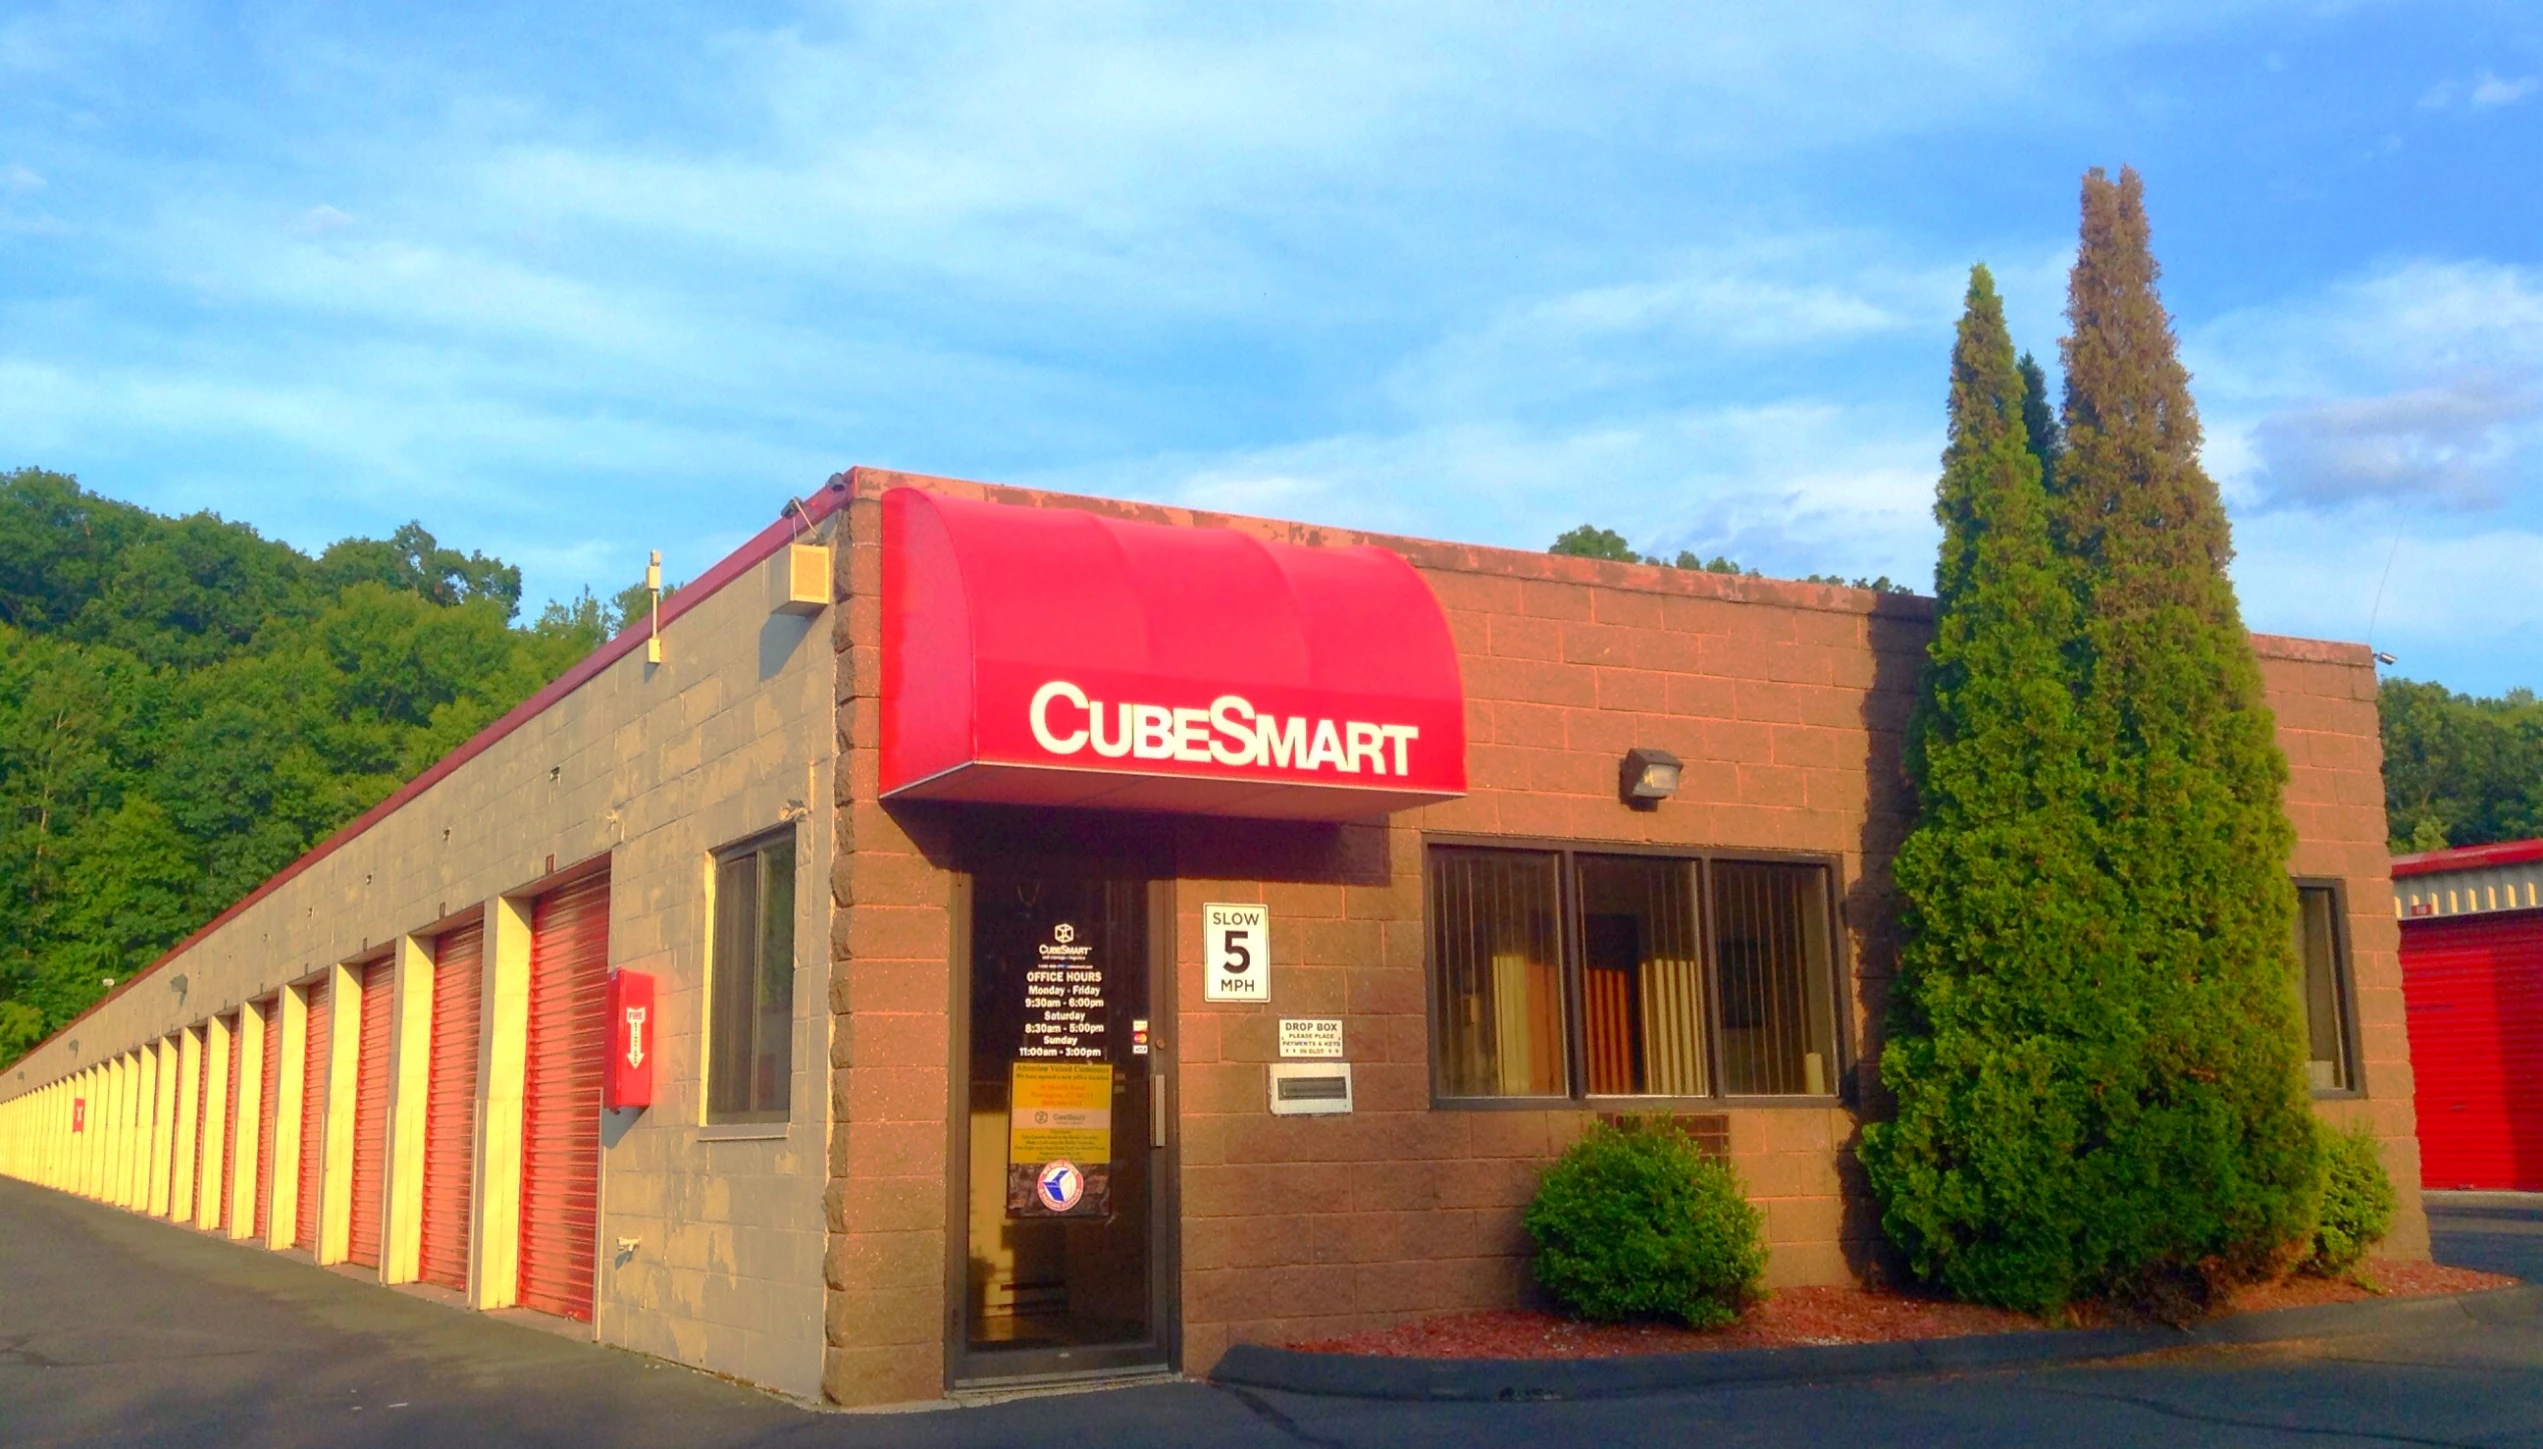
1008;919;1114;1217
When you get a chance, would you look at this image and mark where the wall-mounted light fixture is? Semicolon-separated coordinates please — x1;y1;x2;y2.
2374;651;2398;666
1620;747;1682;809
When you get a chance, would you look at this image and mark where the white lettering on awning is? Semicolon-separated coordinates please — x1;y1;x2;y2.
1028;680;1418;777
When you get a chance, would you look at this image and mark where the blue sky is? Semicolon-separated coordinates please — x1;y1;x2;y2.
2;2;2537;694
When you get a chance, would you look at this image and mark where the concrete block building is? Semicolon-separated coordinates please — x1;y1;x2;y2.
0;467;2427;1406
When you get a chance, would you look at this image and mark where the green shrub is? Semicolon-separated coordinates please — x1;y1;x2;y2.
2307;1122;2396;1277
1522;1118;1766;1328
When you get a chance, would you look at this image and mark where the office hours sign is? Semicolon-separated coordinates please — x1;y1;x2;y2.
1204;902;1270;1002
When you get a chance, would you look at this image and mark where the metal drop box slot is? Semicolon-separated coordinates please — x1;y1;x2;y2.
1267;1062;1352;1116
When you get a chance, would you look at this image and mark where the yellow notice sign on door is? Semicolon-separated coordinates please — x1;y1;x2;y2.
1009;1061;1113;1166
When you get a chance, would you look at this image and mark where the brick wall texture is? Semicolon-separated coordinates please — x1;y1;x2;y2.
824;468;2426;1406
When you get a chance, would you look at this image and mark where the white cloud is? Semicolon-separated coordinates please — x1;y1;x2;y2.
2470;71;2539;108
1032;400;1943;588
2249;376;2537;510
2232;509;2543;662
292;203;352;236
2195;260;2543;514
2416;69;2536;111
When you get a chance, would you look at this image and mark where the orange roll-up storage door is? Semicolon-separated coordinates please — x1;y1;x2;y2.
420;920;484;1292
255;996;281;1242
295;979;330;1251
348;959;394;1269
219;1014;241;1230
162;1038;182;1219
189;1038;210;1225
519;873;609;1320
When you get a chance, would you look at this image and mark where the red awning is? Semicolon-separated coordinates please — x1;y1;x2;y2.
881;488;1466;819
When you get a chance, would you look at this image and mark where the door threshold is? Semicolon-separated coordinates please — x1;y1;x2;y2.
948;1367;1182;1406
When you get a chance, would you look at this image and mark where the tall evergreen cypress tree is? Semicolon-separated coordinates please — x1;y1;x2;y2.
2050;166;2317;1304
2017;351;2060;481
1860;267;2104;1309
1864;173;2321;1314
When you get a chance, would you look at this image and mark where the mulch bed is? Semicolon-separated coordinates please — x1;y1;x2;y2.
1287;1259;2520;1360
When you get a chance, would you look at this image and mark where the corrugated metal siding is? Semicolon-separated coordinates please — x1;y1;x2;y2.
2396;863;2543;922
519;874;610;1321
295;980;330;1252
420;921;484;1293
2403;909;2543;1190
348;960;394;1269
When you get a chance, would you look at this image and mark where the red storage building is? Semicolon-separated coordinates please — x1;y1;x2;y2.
2396;838;2543;1191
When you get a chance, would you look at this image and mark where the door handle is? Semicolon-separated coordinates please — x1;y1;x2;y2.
1151;1072;1168;1148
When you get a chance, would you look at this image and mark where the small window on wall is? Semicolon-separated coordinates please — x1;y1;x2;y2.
708;831;798;1123
1427;843;1842;1103
1430;848;1567;1097
2293;883;2357;1094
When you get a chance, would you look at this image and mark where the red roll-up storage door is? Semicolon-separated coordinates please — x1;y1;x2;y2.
219;1013;241;1231
2404;909;2543;1191
296;979;330;1252
348;960;394;1269
255;996;280;1242
520;873;610;1321
420;921;484;1293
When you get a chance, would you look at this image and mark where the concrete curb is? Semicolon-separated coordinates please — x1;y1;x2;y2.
1211;1285;2543;1402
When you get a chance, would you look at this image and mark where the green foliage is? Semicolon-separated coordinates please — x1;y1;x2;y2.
2305;1122;2395;1278
2017;351;2061;482
1550;524;1638;562
608;574;681;637
2046;167;2320;1306
318;521;523;618
1864;172;2324;1318
1803;573;1914;595
1859;264;2112;1312
0;469;606;1067
1550;526;1753;576
2379;679;2543;850
1523;1119;1766;1328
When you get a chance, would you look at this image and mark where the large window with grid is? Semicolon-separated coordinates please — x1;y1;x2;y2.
1427;843;1842;1103
707;830;798;1123
2292;881;2358;1094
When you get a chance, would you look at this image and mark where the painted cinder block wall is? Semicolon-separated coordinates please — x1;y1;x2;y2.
821;467;2426;1405
0;523;840;1399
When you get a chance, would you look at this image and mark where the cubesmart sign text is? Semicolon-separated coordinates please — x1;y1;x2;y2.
605;969;655;1111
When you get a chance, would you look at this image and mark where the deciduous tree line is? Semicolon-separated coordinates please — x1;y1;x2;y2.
0;470;643;1062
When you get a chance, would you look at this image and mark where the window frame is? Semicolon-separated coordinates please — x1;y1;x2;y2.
2292;876;2366;1100
702;825;802;1128
1422;832;1853;1112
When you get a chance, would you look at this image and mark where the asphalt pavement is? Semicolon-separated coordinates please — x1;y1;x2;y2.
5;1174;2541;1448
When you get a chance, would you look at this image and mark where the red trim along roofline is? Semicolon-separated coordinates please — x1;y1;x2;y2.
2393;837;2543;878
12;476;852;1070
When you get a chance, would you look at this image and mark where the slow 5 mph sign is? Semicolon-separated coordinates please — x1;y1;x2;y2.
1204;903;1269;1003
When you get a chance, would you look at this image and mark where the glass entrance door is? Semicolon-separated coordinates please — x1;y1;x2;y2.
957;867;1171;1383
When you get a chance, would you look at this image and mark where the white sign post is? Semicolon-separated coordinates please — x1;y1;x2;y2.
1203;902;1269;1002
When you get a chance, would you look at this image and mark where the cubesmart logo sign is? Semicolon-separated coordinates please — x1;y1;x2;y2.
605;969;655;1111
